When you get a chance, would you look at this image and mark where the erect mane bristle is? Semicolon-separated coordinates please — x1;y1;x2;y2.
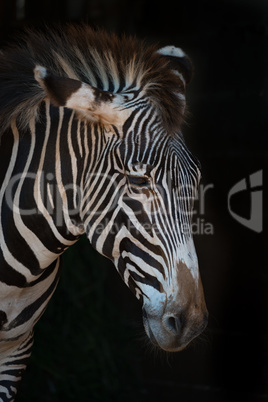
0;23;185;137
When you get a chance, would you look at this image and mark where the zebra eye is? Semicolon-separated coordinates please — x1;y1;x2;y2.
128;175;149;187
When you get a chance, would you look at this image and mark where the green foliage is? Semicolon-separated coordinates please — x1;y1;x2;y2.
17;236;143;401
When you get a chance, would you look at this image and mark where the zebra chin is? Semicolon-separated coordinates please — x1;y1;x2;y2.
142;307;208;353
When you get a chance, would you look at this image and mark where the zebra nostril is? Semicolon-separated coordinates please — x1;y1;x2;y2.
162;313;181;335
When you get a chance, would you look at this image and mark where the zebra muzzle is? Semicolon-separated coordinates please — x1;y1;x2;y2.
142;306;208;352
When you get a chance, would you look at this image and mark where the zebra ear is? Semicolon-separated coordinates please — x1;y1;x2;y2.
157;46;193;84
34;66;128;125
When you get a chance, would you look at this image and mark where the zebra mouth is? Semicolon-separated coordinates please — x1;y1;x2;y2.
142;307;208;352
142;308;192;352
142;309;159;347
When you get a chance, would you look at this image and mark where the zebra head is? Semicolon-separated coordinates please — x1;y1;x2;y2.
35;44;208;352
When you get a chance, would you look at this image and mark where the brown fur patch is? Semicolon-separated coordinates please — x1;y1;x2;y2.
177;261;206;315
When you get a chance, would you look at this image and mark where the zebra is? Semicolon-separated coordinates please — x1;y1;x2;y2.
0;24;208;401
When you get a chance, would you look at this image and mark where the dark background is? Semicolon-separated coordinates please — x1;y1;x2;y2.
0;0;267;401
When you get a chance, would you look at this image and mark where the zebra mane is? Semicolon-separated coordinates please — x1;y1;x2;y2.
0;24;186;137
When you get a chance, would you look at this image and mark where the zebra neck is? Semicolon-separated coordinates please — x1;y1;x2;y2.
0;103;84;274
